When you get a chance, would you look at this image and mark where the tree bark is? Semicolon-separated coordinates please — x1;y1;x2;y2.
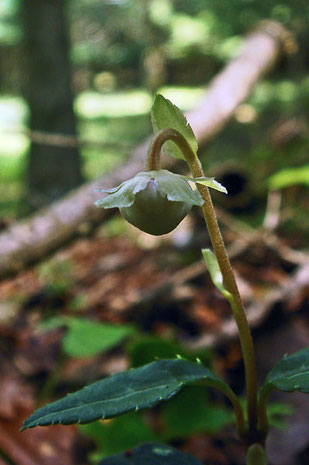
0;21;293;278
21;0;83;208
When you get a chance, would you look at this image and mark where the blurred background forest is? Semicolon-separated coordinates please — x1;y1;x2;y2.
0;0;308;217
0;1;308;465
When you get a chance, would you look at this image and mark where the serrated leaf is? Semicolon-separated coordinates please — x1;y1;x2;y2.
202;249;233;303
40;317;134;358
194;177;228;194
262;347;309;394
151;94;198;160
21;359;231;430
99;442;203;465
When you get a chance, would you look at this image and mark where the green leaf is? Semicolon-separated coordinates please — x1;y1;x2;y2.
161;385;233;439
194;177;227;194
40;317;135;358
151;94;198;160
268;165;309;190
127;334;213;368
266;402;294;429
201;249;233;303
98;442;203;465
80;412;159;457
21;359;231;430
262;347;309;394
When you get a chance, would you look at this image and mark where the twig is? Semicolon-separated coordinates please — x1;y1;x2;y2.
216;207;308;265
3;128;131;151
263;190;282;231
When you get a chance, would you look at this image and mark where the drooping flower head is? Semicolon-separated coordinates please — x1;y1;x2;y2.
95;169;204;235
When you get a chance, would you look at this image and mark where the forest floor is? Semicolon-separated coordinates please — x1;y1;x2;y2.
0;210;308;465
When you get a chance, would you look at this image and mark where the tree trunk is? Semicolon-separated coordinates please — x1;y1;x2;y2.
21;0;83;208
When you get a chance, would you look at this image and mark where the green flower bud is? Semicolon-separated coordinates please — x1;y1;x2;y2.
95;169;204;236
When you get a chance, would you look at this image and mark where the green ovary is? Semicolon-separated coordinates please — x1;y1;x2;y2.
120;179;192;235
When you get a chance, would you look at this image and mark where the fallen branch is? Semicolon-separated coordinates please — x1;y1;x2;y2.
188;262;309;349
0;20;293;278
5;128;131;151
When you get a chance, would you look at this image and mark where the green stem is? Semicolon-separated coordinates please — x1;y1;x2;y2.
257;384;273;436
38;352;65;406
246;444;267;465
147;128;259;435
212;382;246;438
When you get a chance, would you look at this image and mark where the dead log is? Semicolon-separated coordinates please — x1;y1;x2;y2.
0;21;294;278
